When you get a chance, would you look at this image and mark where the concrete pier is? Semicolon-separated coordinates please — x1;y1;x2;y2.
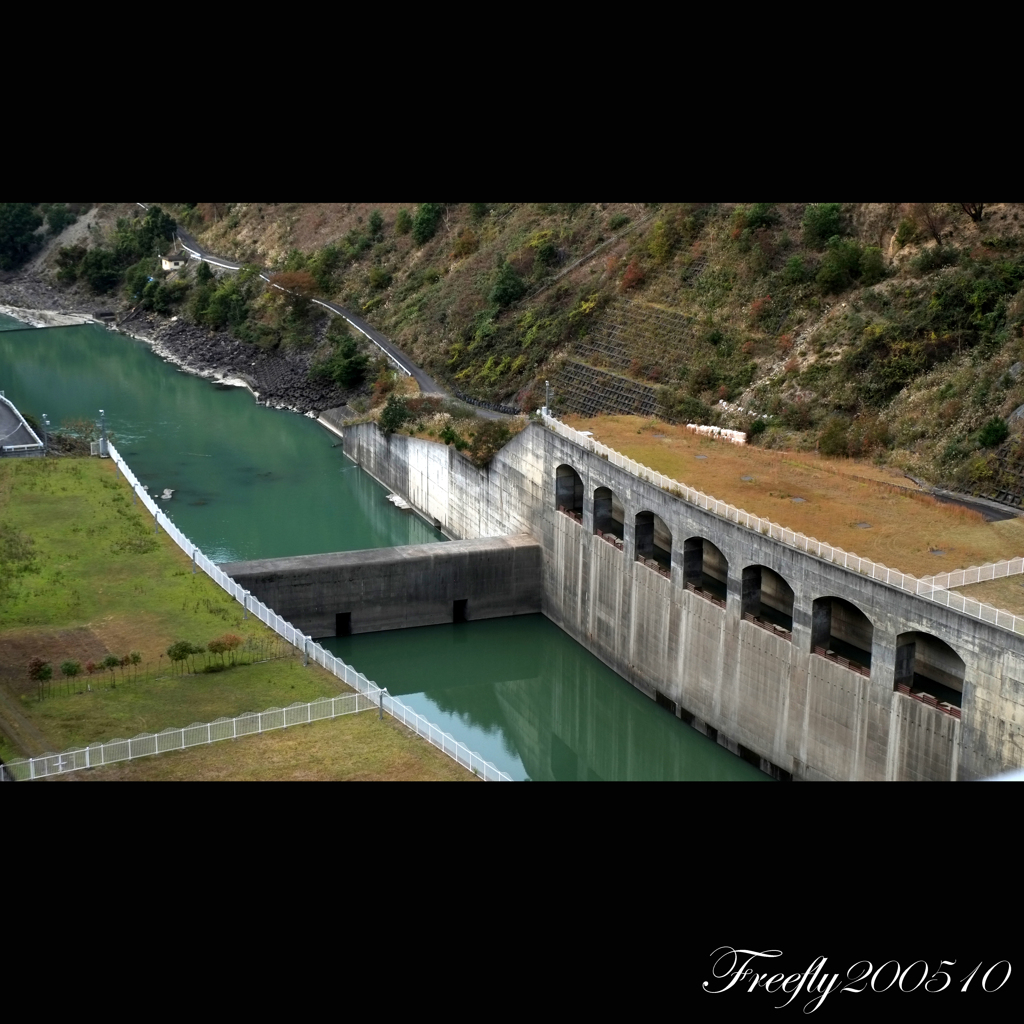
222;535;542;639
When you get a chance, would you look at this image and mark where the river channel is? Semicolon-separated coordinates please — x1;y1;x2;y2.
1;314;768;780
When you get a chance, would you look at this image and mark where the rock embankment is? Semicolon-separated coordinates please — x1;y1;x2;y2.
0;273;357;416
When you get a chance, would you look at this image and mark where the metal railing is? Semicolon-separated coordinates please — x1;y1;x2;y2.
3;443;511;781
541;414;1024;637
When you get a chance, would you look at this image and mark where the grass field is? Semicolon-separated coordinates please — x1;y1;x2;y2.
52;713;478;782
566;415;1024;578
0;456;470;780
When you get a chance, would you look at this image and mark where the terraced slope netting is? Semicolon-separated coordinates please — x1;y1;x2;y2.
573;298;697;380
550;361;660;418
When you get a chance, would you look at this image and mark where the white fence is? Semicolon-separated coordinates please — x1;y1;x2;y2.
4;443;511;782
542;414;1024;637
3;692;377;781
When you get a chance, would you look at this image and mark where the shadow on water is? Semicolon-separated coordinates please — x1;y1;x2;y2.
322;615;772;782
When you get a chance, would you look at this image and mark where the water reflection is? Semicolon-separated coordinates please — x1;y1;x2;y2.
323;615;770;782
0;318;444;560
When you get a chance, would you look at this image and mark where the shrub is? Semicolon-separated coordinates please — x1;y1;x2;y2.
620;259;645;292
782;255;806;285
911;246;960;275
608;213;630;231
368;266;392;291
310;331;369;388
978;417;1009;447
648;220;678;264
816;237;863;294
802;203;844;249
490;261;526;307
745;203;779;231
395;209;412;235
859;246;885;285
818;416;850;456
894;217;917;248
467;420;513;466
45;203;77;235
379;394;408;435
452;229;478;258
412;203;443;245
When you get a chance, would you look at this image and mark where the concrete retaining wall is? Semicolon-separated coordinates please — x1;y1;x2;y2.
222;535;542;639
341;421;1024;780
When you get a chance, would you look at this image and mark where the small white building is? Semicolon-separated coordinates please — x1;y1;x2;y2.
161;251;188;271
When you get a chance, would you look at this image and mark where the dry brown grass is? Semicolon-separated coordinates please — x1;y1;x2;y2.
566;415;1024;577
948;576;1024;618
51;712;477;782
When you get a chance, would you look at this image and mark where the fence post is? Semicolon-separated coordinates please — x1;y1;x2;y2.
192;548;196;575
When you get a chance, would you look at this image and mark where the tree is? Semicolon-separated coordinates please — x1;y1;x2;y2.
913;203;949;246
379;394;408;436
195;259;213;284
368;209;384;240
0;203;43;270
802;203;844;249
28;657;52;699
412;203;443;245
167;640;191;675
960;203;984;223
490;261;526;306
395;209;412;235
44;203;76;235
103;653;120;687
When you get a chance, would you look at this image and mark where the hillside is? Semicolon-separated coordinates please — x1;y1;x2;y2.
7;201;1024;504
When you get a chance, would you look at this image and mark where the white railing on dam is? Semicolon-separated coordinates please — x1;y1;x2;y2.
3;444;512;782
541;414;1024;637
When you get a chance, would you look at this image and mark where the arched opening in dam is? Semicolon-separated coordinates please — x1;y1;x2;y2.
683;536;728;604
593;485;624;543
635;510;672;575
894;631;965;709
741;564;794;636
812;596;873;672
556;464;584;521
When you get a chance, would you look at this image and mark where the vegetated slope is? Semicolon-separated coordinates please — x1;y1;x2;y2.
34;202;1024;500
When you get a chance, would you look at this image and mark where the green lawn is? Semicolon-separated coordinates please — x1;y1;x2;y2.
0;456;469;780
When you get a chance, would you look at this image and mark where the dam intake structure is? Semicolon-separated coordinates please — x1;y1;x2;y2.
330;414;1024;781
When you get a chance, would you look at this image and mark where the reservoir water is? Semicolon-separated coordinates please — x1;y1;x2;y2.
0;313;768;780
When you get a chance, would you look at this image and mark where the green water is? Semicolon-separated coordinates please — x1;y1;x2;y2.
0;316;444;561
323;616;770;781
2;312;768;780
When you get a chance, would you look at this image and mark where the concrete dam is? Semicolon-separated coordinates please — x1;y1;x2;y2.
227;419;1024;781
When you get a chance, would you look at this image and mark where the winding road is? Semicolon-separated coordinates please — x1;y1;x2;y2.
172;226;448;396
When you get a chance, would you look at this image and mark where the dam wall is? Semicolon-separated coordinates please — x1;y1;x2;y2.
222;536;542;639
342;421;1024;781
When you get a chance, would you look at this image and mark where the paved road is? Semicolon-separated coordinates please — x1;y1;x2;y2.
174;227;448;397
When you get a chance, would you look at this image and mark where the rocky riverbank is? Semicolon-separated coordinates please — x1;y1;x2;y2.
0;272;359;417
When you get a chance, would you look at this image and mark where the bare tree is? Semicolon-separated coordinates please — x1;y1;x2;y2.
960;203;985;223
913;203;948;246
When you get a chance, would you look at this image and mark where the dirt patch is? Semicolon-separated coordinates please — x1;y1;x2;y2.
0;626;110;697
